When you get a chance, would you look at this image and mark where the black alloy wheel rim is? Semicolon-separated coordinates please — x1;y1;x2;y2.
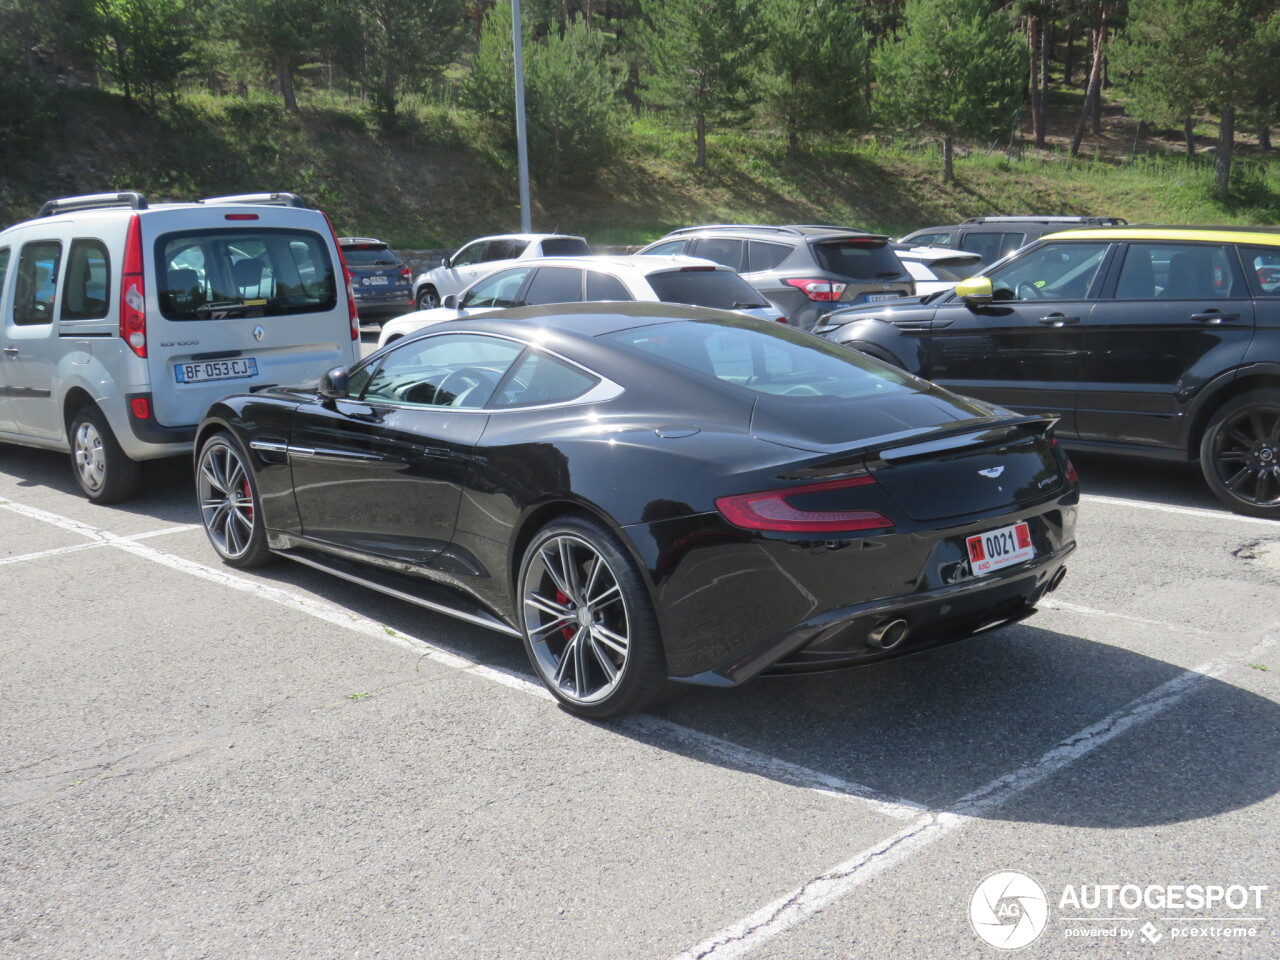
198;442;257;559
522;534;631;704
1210;402;1280;507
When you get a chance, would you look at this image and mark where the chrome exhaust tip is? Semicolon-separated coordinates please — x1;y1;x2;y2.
1048;566;1067;593
867;618;909;651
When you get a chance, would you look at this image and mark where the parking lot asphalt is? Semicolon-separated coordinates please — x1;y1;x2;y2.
1;441;1278;960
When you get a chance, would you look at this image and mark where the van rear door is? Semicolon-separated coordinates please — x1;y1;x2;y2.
143;207;357;429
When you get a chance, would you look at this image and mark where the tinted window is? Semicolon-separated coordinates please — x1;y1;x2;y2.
811;239;905;280
1114;242;1243;300
748;240;792;271
362;334;523;408
485;239;527;261
493;350;600;408
989;242;1109;302
1241;244;1280;297
539;237;591;257
13;240;61;326
642;239;688;256
926;259;980;282
61;239;110;321
461;267;532;308
646;270;768;309
523;267;584;305
342;246;400;267
960;232;1024;265
905;232;953;247
157;229;336;320
692;238;745;271
585;271;632;300
605;317;920;399
451;241;488;267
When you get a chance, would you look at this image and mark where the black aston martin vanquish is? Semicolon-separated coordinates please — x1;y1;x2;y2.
194;302;1078;717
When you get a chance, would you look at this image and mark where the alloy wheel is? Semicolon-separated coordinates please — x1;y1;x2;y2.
198;441;258;560
1207;401;1280;509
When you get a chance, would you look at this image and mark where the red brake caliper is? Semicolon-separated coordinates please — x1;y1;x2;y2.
242;479;253;520
555;589;575;641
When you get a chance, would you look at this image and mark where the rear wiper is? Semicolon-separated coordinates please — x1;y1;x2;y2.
875;271;904;278
194;301;257;319
733;301;769;309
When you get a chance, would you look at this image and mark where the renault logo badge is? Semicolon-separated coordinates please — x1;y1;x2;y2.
253;325;265;342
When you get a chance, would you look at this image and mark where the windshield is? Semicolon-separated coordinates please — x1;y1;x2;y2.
604;316;922;399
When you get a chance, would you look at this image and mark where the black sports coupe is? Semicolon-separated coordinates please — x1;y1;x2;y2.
194;303;1079;717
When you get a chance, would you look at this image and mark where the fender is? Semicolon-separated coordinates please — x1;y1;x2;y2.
825;316;929;375
1184;360;1280;457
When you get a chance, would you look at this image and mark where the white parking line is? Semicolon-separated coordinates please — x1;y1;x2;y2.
671;632;1278;960
1082;494;1279;527
0;497;921;819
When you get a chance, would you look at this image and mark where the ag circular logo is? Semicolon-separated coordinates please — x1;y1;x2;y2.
970;870;1049;950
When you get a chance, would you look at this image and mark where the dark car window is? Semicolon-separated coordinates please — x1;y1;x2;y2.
748;240;793;272
485;239;527;261
451;241;488;267
13;240;62;326
905;232;953;247
523;266;584;305
60;239;110;321
539;237;591;257
341;245;401;267
1241;245;1280;297
362;333;524;408
1114;242;1244;300
926;259;980;283
692;238;745;272
461;267;533;309
585;271;632;300
961;232;1025;265
605;317;920;399
642;239;688;257
493;349;601;408
646;269;768;309
989;242;1109;302
811;239;905;280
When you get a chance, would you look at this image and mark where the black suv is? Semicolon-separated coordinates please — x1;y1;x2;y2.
637;224;914;330
338;237;413;321
817;225;1280;518
900;216;1127;269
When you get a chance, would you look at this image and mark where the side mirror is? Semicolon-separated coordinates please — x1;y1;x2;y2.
440;257;450;269
443;294;458;309
954;276;993;304
318;366;349;401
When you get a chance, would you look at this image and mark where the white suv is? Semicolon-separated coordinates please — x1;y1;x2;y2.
0;191;360;502
412;233;590;310
379;255;784;348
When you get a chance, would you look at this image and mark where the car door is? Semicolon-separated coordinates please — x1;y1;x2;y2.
4;238;64;442
923;240;1114;435
288;333;526;563
1077;240;1255;449
455;267;536;313
0;245;13;435
442;240;490;296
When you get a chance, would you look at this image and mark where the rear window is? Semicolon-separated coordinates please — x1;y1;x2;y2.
157;228;337;320
645;269;768;310
540;237;591;257
604;317;919;399
811;239;906;281
342;246;401;267
927;260;980;283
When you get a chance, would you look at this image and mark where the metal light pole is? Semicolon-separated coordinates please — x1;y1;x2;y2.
512;0;532;233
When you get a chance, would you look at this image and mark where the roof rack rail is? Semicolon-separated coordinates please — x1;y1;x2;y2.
960;215;1127;225
665;224;804;237
786;223;873;234
37;192;148;218
337;236;384;245
200;192;307;208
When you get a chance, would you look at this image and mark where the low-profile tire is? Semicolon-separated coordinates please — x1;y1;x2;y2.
196;432;273;568
518;515;671;718
1199;388;1280;519
416;286;440;311
69;405;140;504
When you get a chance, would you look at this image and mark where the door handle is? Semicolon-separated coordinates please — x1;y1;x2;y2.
1037;314;1080;326
2;347;17;356
1191;312;1240;324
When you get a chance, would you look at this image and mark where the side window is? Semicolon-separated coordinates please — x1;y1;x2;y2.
642;239;688;257
362;334;524;408
523;267;584;305
60;239;110;321
461;267;533;309
1116;242;1243;300
957;232;1006;266
585;271;632;301
0;248;10;306
493;350;601;408
748;240;792;272
1241;245;1280;297
989;242;1110;302
692;238;745;272
484;239;527;262
907;232;952;247
13;240;62;326
451;242;488;268
704;329;755;382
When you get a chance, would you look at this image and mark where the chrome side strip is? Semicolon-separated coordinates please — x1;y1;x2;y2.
249;439;290;454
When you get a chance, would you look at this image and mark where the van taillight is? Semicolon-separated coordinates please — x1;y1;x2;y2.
322;211;360;340
119;213;146;357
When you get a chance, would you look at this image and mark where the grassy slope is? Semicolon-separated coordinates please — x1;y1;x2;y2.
2;89;1278;249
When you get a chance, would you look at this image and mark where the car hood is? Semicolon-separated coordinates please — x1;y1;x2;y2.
815;293;945;330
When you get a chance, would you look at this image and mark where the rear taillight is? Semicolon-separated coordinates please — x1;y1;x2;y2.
322;212;360;340
119;213;146;357
715;475;893;533
399;266;411;280
1050;436;1079;485
784;278;847;302
773;316;788;324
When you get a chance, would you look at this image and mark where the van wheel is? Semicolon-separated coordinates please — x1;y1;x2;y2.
70;406;140;504
1200;388;1280;518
